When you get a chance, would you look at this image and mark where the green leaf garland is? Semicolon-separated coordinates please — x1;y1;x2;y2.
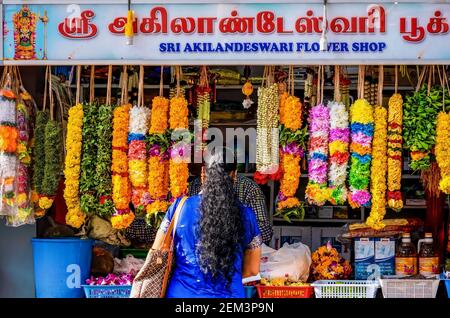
41;120;63;195
32;111;49;193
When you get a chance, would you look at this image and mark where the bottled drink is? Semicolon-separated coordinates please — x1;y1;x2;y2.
395;233;417;276
418;233;439;277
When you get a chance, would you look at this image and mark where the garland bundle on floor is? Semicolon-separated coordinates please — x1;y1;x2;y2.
348;99;374;208
64;104;85;228
387;93;404;210
366;106;388;230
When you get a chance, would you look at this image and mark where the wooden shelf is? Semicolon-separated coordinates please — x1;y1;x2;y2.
273;217;362;223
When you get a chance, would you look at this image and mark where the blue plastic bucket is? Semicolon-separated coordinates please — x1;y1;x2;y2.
32;238;93;298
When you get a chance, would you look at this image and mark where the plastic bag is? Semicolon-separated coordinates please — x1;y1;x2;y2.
260;242;312;282
113;254;145;275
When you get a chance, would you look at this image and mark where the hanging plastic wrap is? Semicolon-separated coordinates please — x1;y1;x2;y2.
0;73;18;216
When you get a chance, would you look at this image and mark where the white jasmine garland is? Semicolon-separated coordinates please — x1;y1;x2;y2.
129;106;150;135
0;154;17;179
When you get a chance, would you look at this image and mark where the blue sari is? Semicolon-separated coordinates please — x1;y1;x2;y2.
160;195;262;298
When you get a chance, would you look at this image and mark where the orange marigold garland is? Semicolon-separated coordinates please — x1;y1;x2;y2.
146;95;171;227
169;95;190;199
275;93;306;221
111;104;134;229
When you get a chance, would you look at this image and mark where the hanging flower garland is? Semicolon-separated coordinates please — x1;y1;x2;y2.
436;111;450;193
387;93;404;210
7;97;33;225
128;105;150;213
256;82;279;174
64;104;85;228
0;86;18;215
95;104;114;217
366;106;388;230
305;104;330;206
169;90;190;199
328;101;349;205
147;94;171;228
31;110;48;216
348;99;374;208
111;103;134;229
79;103;98;215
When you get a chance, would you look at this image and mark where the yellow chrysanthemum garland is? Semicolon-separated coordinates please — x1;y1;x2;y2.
436;112;450;193
64;104;85;228
387;93;403;210
169;96;190;199
366;106;388;230
111;104;134;229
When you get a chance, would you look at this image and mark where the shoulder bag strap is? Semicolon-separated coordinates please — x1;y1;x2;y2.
161;197;187;251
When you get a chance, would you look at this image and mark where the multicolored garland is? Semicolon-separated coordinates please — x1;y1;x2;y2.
147;96;170;227
305;104;330;206
348;99;374;208
64;104;85;228
367;106;388;230
436;112;450;193
128;105;150;213
328;101;349;205
0;87;18;215
387;93;403;210
111;104;134;229
169;95;190;199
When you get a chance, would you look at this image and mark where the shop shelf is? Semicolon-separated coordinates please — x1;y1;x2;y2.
256;285;314;298
311;280;379;298
272;217;362;223
82;285;131;298
379;277;440;298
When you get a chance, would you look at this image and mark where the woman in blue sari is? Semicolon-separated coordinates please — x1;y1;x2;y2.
151;153;262;298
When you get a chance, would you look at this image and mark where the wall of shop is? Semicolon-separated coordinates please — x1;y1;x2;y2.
0;223;36;298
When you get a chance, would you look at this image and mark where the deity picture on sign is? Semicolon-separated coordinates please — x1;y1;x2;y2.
13;5;37;60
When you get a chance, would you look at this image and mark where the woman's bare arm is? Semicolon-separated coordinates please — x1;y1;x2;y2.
242;247;261;278
151;229;166;250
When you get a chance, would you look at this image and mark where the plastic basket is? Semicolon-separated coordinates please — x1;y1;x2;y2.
82;285;132;298
256;285;314;298
311;280;379;298
380;277;440;298
441;274;450;298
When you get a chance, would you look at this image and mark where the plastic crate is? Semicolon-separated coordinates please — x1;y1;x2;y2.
256;285;314;298
442;274;450;298
311;280;379;298
380;277;440;298
82;285;132;298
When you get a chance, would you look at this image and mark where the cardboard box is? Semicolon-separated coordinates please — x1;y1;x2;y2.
280;226;312;248
354;238;375;280
375;238;396;277
312;227;350;260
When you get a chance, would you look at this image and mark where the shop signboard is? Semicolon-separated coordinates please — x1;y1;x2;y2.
2;1;450;64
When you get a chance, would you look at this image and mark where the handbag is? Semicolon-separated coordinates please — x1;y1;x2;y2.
130;196;187;298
